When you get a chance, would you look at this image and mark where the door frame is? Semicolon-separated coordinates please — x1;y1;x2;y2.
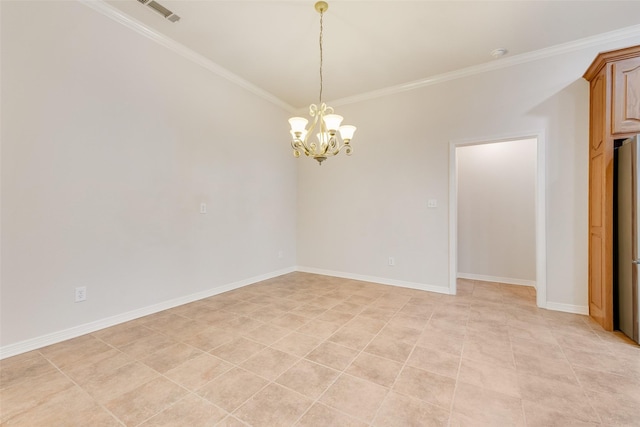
448;130;547;308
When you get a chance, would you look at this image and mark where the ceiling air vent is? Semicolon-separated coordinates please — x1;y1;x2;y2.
136;0;180;23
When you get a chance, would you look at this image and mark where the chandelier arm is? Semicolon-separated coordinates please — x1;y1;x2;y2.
303;113;321;156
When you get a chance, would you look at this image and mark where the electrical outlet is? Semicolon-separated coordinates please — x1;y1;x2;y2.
427;199;438;208
75;287;87;303
388;257;395;266
278;250;283;259
200;203;207;214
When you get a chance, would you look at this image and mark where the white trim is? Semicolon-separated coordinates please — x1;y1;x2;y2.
449;130;547;308
78;0;297;114
0;267;296;360
77;0;640;110
296;266;451;295
331;25;640;107
545;302;589;315
457;273;536;288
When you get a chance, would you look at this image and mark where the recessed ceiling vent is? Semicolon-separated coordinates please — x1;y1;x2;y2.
136;0;180;23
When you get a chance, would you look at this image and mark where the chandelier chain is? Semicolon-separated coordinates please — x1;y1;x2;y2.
319;8;324;105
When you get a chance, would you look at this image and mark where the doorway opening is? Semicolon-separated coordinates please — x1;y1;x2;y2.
448;132;547;308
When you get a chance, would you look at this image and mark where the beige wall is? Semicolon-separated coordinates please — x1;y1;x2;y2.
295;40;633;311
1;1;297;350
457;139;537;284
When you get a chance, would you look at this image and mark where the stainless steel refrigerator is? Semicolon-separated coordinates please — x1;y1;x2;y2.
616;135;640;344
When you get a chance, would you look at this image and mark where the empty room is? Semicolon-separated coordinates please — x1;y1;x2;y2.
2;1;640;425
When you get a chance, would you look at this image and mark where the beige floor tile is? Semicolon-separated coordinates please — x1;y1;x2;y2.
209;337;266;364
359;307;396;323
345;352;403;387
270;331;323;357
331;301;366;315
139;394;227;426
365;334;414;363
316;309;355;326
514;352;579;385
0;353;57;390
269;313;309;330
388;312;430;331
240;348;299;381
345;315;387;335
2;385;120;427
306;341;359;371
224;301;263;316
234;383;312;427
182;326;237;352
39;335;113;369
104;376;187;426
328;325;375;351
117;331;178;358
521;399;601;427
407;346;460;379
248;306;287;323
452;382;524;426
573;365;640;400
141;342;203;373
198;307;238;325
379;324;422;345
145;314;210;339
462;335;515;368
397;302;436;319
289;304;327;319
320;374;388;423
276;359;340;399
219;316;265;335
197;367;269;412
518;372;599;423
509;336;565;360
164;353;232;391
217;415;250;426
457;358;520;398
242;322;290;344
295;403;367;427
93;323;154;348
585;389;639;425
61;348;133;386
346;295;378;306
0;370;76;422
296;319;341;340
393;365;456;409
417;327;465;356
7;274;640;427
373;391;450;427
79;361;159;404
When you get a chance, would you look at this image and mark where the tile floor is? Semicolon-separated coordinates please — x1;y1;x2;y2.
1;272;639;426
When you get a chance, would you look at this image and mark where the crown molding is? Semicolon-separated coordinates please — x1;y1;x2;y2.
78;0;298;114
79;0;640;111
330;24;640;107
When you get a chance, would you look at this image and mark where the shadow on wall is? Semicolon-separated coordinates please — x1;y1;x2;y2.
528;78;589;303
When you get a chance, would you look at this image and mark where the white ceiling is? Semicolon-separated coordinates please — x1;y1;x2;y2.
105;1;640;109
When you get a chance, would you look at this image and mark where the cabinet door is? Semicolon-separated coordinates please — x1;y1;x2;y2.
612;56;640;134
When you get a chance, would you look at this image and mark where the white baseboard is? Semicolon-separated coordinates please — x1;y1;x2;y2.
0;267;296;360
457;272;536;288
545;302;589;315
296;266;451;295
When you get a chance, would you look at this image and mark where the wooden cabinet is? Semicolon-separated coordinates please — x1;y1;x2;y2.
612;56;640;134
584;46;640;331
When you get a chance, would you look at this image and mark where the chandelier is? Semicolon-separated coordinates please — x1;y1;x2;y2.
288;1;356;165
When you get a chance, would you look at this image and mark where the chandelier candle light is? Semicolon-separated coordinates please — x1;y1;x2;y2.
288;1;357;165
